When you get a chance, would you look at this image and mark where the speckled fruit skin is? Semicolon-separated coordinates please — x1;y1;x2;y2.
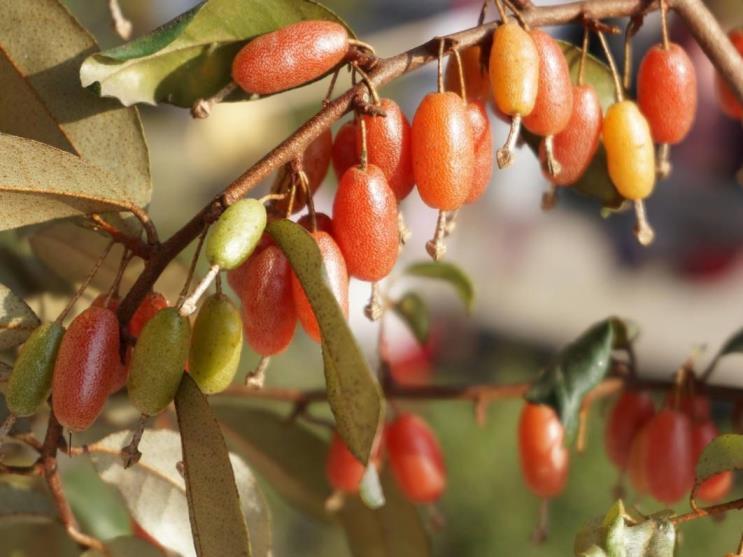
692;419;733;502
604;390;655;470
356;99;415;201
7;323;64;417
189;294;243;395
411;92;474;210
518;403;569;498
522;29;573;136
489;22;540;117
386;413;446;503
276;129;333;214
128;291;169;338
52;306;120;432
241;245;296;356
326;432;366;493
716;30;743;119
332;120;359;179
637;43;697;144
291;231;348;343
603;101;656;200
231;20;349;95
298;212;334;235
227;234;274;296
444;45;490;101
644;409;694;504
628;425;650;494
465;100;494;204
206;198;267;270
332;164;398;281
127;308;191;416
539;85;602;186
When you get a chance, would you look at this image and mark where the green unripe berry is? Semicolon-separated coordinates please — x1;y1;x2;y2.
127;307;191;416
206;199;267;270
189;293;243;394
7;322;64;417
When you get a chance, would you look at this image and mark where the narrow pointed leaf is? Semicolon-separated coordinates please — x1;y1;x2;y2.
0;283;40;350
704;328;743;378
392;292;430;345
404;261;474;313
175;374;252;557
268;219;382;464
80;0;351;108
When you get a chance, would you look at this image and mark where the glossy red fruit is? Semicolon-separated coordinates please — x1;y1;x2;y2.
444;45;490;101
691;420;733;502
643;409;694;504
522;29;573;137
356;98;415;201
605;391;655;470
291;231;348;343
716;30;743;119
539;85;602;186
297;212;334;235
665;391;710;423
637;43;697;144
386;413;446;503
129;292;169;338
276;129;333;214
332;120;360;179
241;245;296;355
91;296;128;393
464;100;493;203
518;403;569;498
326;432;366;493
333;164;398;281
628;425;651;494
52;306;120;431
411;92;474;210
231;21;349;95
92;294;119;312
227;234;274;295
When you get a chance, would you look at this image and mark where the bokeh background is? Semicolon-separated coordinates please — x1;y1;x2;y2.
2;0;743;555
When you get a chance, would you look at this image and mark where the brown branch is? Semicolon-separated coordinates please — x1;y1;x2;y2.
90;214;152;259
672;496;743;525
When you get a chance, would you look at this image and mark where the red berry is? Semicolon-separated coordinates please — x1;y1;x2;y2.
241;245;296;355
332;120;360;179
518;403;569;498
129;291;169;338
227;234;274;295
297;212;334;235
386;413;446;503
604;390;655;470
356;98;415;201
52;306;120;431
332;164;398;281
716;30;743;119
665;391;711;423
691;419;733;502
522;29;573;137
643;409;694;504
291;231;348;342
276;129;333;214
411;92;474;210
326;432;367;493
637;43;697;144
464;100;494;203
231;21;349;95
628;425;651;494
539;84;602;186
444;45;490;101
92;294;120;312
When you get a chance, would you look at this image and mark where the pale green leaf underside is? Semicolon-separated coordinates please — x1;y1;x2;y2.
0;283;40;350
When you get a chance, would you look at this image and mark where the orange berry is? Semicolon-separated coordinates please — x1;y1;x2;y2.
331;120;360;179
444;45;490;101
518;403;569;498
465;100;494;203
411;92;474;210
231;21;349;95
489;21;540;117
129;291;169;338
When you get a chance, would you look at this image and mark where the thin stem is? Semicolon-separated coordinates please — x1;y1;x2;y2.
657;143;672;179
623;15;644;89
633;199;655;246
497;113;522;169
57;240;114;323
596;29;624;102
364;282;383;321
323;68;342;107
503;0;529;29
121;414;147;468
660;0;670;50
672;496;743;525
437;38;446;93
425;210;448;261
89;213;151;259
177;224;209;306
179;264;220;316
258;192;287;205
105;249;133;306
108;0;132;40
358;117;368;170
532;498;550;543
352;64;381;105
347;38;377;55
191;82;238;119
578;26;590;86
245;356;271;389
297;169;317;231
543;134;562;178
452;47;467;102
0;414;17;440
398;212;412;246
494;0;508;22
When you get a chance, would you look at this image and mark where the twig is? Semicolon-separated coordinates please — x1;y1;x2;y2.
108;0;132;40
672;496;743;525
89;214;152;259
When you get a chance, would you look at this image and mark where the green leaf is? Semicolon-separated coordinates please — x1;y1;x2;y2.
82;536;165;557
522;40;625;210
526;318;616;443
0;0;151;212
694;433;743;485
704;328;743;378
392;292;430;345
268;219;383;464
80;0;351;108
0;283;40;350
404;261;474;313
89;428;271;557
0;475;58;519
211;401;431;556
175;374;253;557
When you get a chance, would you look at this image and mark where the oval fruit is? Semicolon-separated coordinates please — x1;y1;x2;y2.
411;92;474;210
127;308;191;416
128;291;169;338
206;198;267;270
637;43;697;144
444;45;490;101
276;129;333;214
291;231;348;342
332;120;360;179
628;424;651;494
518;403;569;498
333;164;398;281
6;322;65;417
231;21;349;95
715;29;743;119
326;432;366;493
465;100;494;203
643;408;694;504
189;294;243;394
522;29;573;136
691;419;733;502
489;21;540;117
603;100;656;200
604;390;655;470
52;307;120;431
298;212;334;235
386;413;446;503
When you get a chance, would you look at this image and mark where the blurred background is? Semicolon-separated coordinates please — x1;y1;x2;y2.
2;0;743;555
